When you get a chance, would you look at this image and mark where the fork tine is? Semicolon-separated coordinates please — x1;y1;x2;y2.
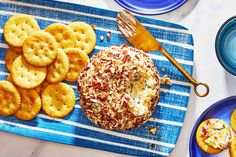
117;10;136;38
117;10;159;52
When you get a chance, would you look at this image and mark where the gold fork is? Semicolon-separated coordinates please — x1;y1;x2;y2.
117;10;209;97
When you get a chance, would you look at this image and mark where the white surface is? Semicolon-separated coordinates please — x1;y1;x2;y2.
1;0;236;157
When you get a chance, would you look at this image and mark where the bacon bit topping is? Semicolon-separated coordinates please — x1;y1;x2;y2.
201;127;207;135
121;44;127;48
92;80;102;88
122;54;131;63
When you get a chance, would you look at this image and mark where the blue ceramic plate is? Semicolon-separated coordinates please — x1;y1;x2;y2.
115;0;187;15
216;16;236;76
189;96;236;157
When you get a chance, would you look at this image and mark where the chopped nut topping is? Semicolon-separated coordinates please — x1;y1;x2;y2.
151;143;156;148
91;24;96;30
107;31;111;40
160;75;172;85
149;127;157;135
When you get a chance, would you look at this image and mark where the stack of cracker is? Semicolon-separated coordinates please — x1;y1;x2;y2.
0;14;96;120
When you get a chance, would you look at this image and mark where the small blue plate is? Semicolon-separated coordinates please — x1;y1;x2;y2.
189;96;236;157
115;0;187;15
216;16;236;76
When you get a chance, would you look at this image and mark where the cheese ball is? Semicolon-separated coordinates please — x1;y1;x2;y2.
78;45;160;130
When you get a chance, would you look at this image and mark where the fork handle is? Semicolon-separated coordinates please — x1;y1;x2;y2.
159;47;209;97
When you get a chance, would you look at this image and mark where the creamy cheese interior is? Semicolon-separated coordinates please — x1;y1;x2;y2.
128;70;157;116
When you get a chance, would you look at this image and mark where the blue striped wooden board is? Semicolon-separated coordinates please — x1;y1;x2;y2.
0;0;194;156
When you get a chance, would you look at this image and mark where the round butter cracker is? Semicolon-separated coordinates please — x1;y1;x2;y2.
196;119;230;154
64;48;89;82
46;49;69;83
11;56;47;89
14;88;41;120
3;14;40;47
5;48;21;72
8;74;42;95
44;23;77;49
69;22;96;55
42;82;75;118
230;136;236;157
23;31;58;66
231;108;236;133
0;80;21;116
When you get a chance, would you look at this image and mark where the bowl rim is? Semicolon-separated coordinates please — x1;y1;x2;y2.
114;0;187;15
215;16;236;76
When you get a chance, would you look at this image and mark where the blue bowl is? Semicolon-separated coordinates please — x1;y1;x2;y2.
216;16;236;75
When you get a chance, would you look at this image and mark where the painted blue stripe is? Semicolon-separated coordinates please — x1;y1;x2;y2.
65;77;190;95
0;48;7;57
0;64;8;73
127;122;181;145
153;59;193;81
158;43;193;60
160;84;190;94
62;80;77;87
89;49;193;83
89;48;193;65
0;47;191;108
0;31;193;61
57;80;190;110
0;4;193;45
36;107;182;144
15;0;188;31
136;16;188;31
0;73;190;110
1;109;181;146
146;28;193;45
41;105;181;143
152;105;186;123
0;115;173;153
0;122;166;157
159;92;189;108
0;46;193;83
0;49;192;99
0;74;7;80
0;71;190;109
